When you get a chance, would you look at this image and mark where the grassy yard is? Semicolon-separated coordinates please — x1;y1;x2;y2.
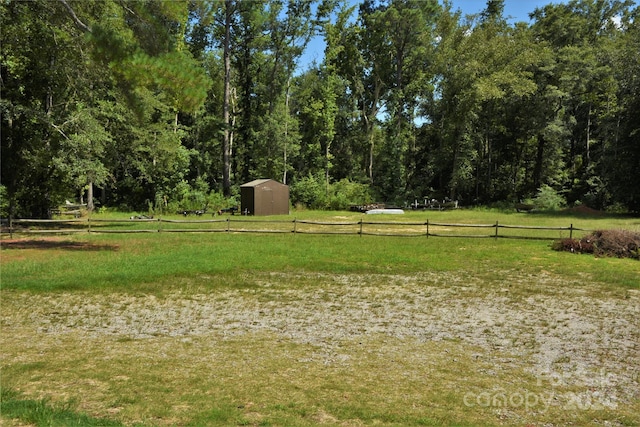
1;210;639;426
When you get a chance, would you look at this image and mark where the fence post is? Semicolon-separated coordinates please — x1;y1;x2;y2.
226;217;230;232
158;217;162;233
88;212;92;234
293;218;297;234
9;216;13;239
359;218;363;236
570;223;573;240
495;221;499;239
426;219;429;239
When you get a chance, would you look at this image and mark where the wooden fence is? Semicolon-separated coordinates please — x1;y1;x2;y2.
2;217;586;241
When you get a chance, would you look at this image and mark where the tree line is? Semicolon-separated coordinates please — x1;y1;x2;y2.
2;0;639;217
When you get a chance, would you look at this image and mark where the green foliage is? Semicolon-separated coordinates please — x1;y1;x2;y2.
328;179;374;210
291;175;373;210
290;174;327;209
156;178;236;214
605;202;629;214
0;184;8;217
531;184;567;211
121;50;211;113
164;180;206;213
0;0;208;217
2;0;640;216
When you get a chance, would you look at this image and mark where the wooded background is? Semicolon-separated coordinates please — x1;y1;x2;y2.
2;0;639;217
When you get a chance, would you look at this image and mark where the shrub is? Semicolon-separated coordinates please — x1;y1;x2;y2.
0;184;8;217
290;174;327;209
290;176;373;210
207;191;238;213
328;179;373;210
532;184;567;211
605;202;629;214
153;178;238;215
553;229;640;259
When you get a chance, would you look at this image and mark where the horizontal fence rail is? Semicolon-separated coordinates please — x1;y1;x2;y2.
2;217;588;241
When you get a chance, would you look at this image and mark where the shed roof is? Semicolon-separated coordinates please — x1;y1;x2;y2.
241;179;275;187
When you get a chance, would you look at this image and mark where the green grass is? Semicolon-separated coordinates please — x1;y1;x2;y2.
26;206;640;237
1;209;639;427
2;208;639;291
0;388;128;426
2;225;638;293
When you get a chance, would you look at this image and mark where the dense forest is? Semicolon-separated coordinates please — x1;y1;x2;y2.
2;0;639;217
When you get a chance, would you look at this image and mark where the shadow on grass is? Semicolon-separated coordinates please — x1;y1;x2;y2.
0;239;119;251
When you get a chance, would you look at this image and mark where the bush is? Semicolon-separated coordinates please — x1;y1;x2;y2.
153;178;238;215
0;184;8;217
290;176;373;210
532;184;567;211
553;229;640;259
605;202;629;214
207;191;237;213
328;179;373;210
290;174;327;209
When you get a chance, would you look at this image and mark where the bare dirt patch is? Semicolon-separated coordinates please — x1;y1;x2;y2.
562;205;607;216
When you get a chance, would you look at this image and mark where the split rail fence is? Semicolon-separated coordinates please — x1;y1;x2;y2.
2;217;586;241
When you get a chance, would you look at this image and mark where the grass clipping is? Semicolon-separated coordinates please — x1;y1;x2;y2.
553;229;640;259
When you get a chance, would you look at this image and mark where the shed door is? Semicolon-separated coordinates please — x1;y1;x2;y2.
262;186;273;215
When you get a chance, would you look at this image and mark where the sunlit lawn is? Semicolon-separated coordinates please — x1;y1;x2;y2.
1;209;638;426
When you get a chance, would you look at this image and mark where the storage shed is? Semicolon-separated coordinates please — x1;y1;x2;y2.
240;179;289;216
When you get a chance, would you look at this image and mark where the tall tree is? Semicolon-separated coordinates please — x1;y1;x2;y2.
428;1;538;203
1;0;209;216
354;0;441;202
255;0;314;182
531;0;634;207
222;0;235;195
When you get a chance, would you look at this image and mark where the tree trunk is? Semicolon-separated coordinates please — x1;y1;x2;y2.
450;142;459;200
363;79;381;185
586;103;591;166
326;144;330;195
87;181;94;212
283;78;290;185
363;110;374;184
222;0;233;195
369;129;374;184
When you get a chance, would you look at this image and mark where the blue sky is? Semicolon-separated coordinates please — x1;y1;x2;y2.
452;0;559;22
297;0;565;72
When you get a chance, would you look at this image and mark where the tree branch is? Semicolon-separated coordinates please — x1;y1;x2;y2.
58;0;91;33
50;122;71;141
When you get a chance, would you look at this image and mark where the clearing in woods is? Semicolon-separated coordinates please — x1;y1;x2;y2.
1;210;639;426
